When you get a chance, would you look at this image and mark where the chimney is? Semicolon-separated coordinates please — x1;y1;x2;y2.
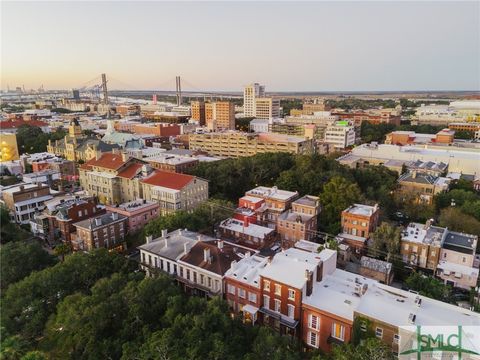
161;229;168;238
203;247;211;263
111;212;118;221
245;251;251;258
121;152;129;162
230;260;237;270
218;240;223;249
412;170;417;179
164;238;168;247
95;152;100;161
316;262;324;282
305;270;313;296
146;235;153;244
183;242;190;254
95;218;102;226
197;234;202;242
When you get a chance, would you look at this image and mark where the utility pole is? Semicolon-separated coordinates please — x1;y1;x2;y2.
101;73;109;105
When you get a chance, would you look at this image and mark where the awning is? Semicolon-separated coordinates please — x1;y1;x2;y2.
243;304;259;315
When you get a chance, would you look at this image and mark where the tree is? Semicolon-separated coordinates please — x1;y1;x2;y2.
329;338;394;360
52;243;71;262
368;222;401;262
0;335;29;360
319;176;362;234
405;272;453;303
1;249;135;341
0;241;57;291
438;207;480;240
0;206;30;244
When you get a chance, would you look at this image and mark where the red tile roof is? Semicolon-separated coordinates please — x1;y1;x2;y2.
117;163;143;179
0;120;48;129
141;170;194;190
85;153;126;170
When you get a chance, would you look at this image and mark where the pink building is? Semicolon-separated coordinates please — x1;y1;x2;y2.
105;199;160;233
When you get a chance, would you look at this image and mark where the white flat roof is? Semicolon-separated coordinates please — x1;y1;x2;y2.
437;261;479;277
344;203;377;217
260;248;322;289
224;255;269;288
220;218;274;238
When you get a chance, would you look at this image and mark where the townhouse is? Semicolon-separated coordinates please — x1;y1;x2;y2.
338;203;380;252
277;195;320;248
105;199;159;234
72;211;128;251
397;171;451;205
401;221;479;289
1;183;53;224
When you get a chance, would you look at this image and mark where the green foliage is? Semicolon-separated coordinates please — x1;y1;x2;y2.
189;153;295;201
1;249;135;341
143;199;234;238
20;351;48;360
16;125;67;155
280;99;303;116
368;222;401;262
0;206;31;244
319;176;362;234
329;337;394;360
325;98;398;111
405;272;453;303
235;117;255;132
0;335;30;360
351;317;375;346
0;241;57;292
438;207;480;242
360;122;396;143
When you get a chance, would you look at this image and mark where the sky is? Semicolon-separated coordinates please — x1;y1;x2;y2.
1;1;479;92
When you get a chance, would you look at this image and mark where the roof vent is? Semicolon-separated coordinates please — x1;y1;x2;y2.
414;296;422;307
408;313;416;324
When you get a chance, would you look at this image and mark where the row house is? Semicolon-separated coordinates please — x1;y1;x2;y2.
139;229;198;277
401;221;479;289
138;229;257;298
177;239;255;297
79;152;209;213
30;194;104;246
1;183;53;224
397;171;451;205
337;203;380;253
245;186;299;228
105;199;159;234
72;212;128;251
257;247;337;337
218;217;275;250
277;195;320;248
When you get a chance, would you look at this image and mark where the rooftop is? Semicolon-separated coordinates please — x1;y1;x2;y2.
73;212;127;230
293;195;319;208
343;203;378;217
108;199;158;213
260;248;322;289
224;254;269;288
402;222;446;246
246;186;298;202
360;256;392;274
85;153;127;171
139;229;203;261
141;170;194;190
219;218;274;239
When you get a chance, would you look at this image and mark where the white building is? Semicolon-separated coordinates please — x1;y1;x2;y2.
324;122;356;149
22;169;61;185
243;83;265;117
249;119;270;133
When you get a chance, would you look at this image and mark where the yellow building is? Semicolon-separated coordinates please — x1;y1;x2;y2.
47;119;120;161
0;133;19;162
205;101;235;130
189;131;314;158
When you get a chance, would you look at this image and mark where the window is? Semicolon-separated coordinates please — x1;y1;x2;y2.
308;331;318;348
239;288;246;299
228;284;235;294
288;289;295;300
393;334;400;344
264;280;270;291
274;284;281;296
274;299;281;313
375;327;383;339
332;323;345;341
263;295;270;309
309;314;319;330
248;292;257;303
287;304;295;318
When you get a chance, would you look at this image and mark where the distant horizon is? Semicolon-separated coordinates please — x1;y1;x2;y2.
2;1;479;92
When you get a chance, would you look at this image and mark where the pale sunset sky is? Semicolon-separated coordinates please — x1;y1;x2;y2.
1;1;479;92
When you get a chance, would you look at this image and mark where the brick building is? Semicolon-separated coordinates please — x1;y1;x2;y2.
72;212;128;251
105;199;159;234
338;204;379;252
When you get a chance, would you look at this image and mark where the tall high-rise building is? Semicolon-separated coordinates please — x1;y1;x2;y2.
243;83;265;117
205;101;235;130
191;101;206;125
